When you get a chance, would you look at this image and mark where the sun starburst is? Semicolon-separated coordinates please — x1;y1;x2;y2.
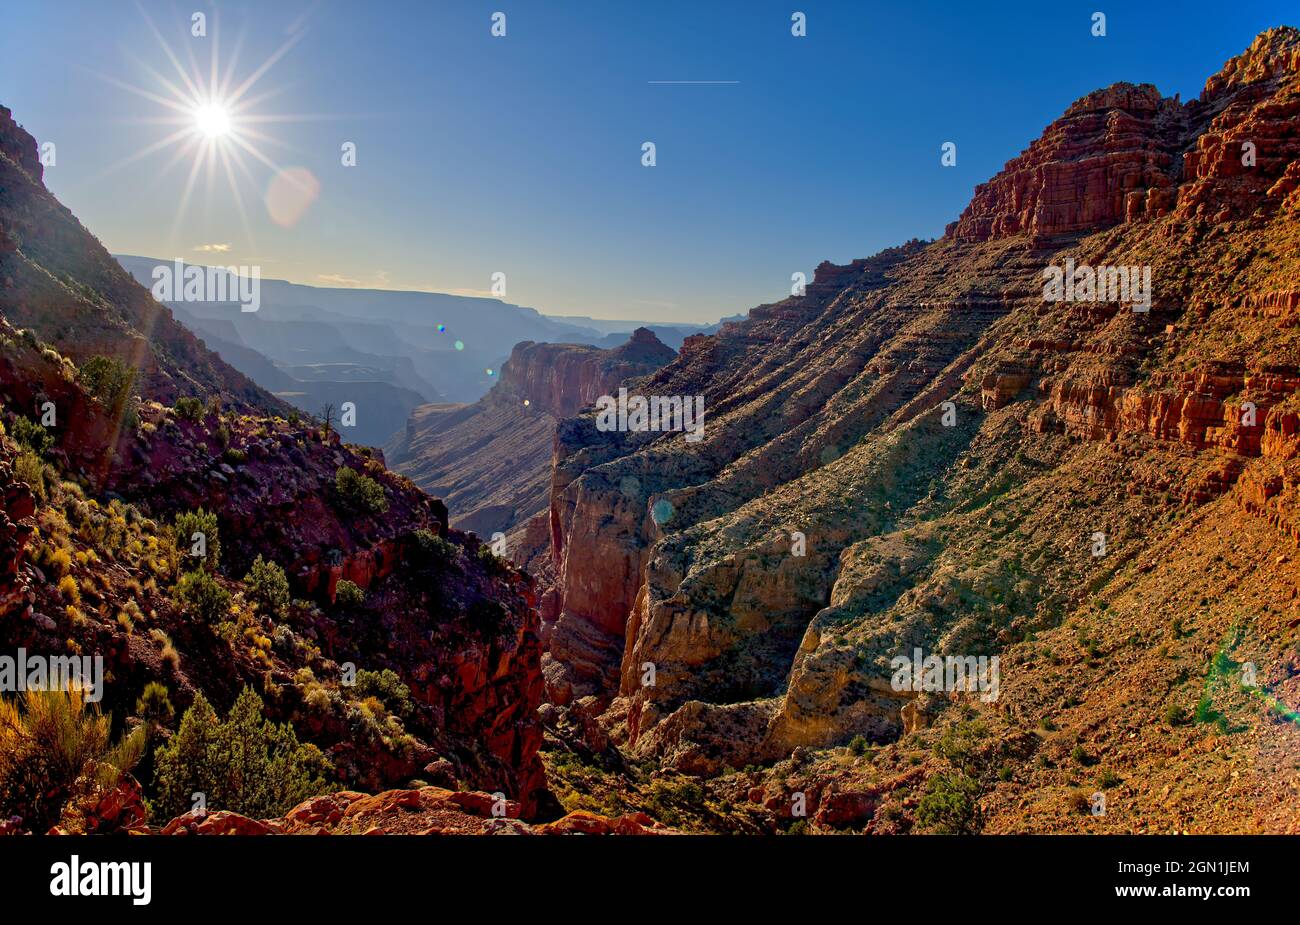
88;4;326;247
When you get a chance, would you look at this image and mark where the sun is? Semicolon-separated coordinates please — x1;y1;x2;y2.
193;102;232;139
88;6;330;246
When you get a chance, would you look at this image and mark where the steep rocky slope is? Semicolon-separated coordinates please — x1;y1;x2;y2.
540;27;1300;832
388;328;674;537
0;316;548;819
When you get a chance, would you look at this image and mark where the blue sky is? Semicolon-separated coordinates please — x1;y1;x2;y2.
1;0;1294;322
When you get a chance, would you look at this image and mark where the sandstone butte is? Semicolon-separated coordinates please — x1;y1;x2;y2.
4;27;1300;837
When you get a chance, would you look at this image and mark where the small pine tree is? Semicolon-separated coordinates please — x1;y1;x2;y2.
76;355;136;415
174;396;204;421
916;771;982;834
135;682;175;731
335;467;388;514
173;508;220;570
244;555;290;618
153;688;330;820
151;692;222;820
174;569;231;623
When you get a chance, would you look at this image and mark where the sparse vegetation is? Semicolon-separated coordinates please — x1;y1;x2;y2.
174;569;231;623
335;466;388;514
135;682;175;731
916;770;982;834
334;579;365;608
172;508;220;570
76;355;136;416
173;396;204;421
411;528;457;567
0;687;145;833
10;417;52;459
244;555;290;618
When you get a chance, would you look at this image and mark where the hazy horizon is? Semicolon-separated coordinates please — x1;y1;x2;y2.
109;251;728;328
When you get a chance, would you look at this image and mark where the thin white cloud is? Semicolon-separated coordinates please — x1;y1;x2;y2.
316;273;365;287
192;243;232;253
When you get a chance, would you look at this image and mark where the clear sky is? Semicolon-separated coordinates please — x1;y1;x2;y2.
1;0;1294;323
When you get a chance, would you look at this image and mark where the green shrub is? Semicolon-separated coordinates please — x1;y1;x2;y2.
153;688;330;820
916;771;982;834
0;688;145;832
354;669;414;720
9;415;54;456
135;682;175;730
174;396;204;421
477;544;509;575
173;508;220;568
335;466;388;514
76;355;136;414
1194;694;1218;724
335;579;364;608
174;569;231;623
934;719;987;776
244;555;290;618
848;734;869;756
13;450;47;501
411;528;457;567
1163;703;1188;726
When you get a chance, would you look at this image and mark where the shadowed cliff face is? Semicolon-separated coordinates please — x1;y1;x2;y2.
542;27;1300;828
389;329;675;538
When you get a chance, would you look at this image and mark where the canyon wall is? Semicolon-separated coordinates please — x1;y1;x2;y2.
390;328;674;537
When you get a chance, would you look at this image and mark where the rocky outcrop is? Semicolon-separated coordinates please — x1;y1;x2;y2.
498;327;676;419
950;27;1300;244
151;787;675;835
947;83;1184;242
389;329;674;537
